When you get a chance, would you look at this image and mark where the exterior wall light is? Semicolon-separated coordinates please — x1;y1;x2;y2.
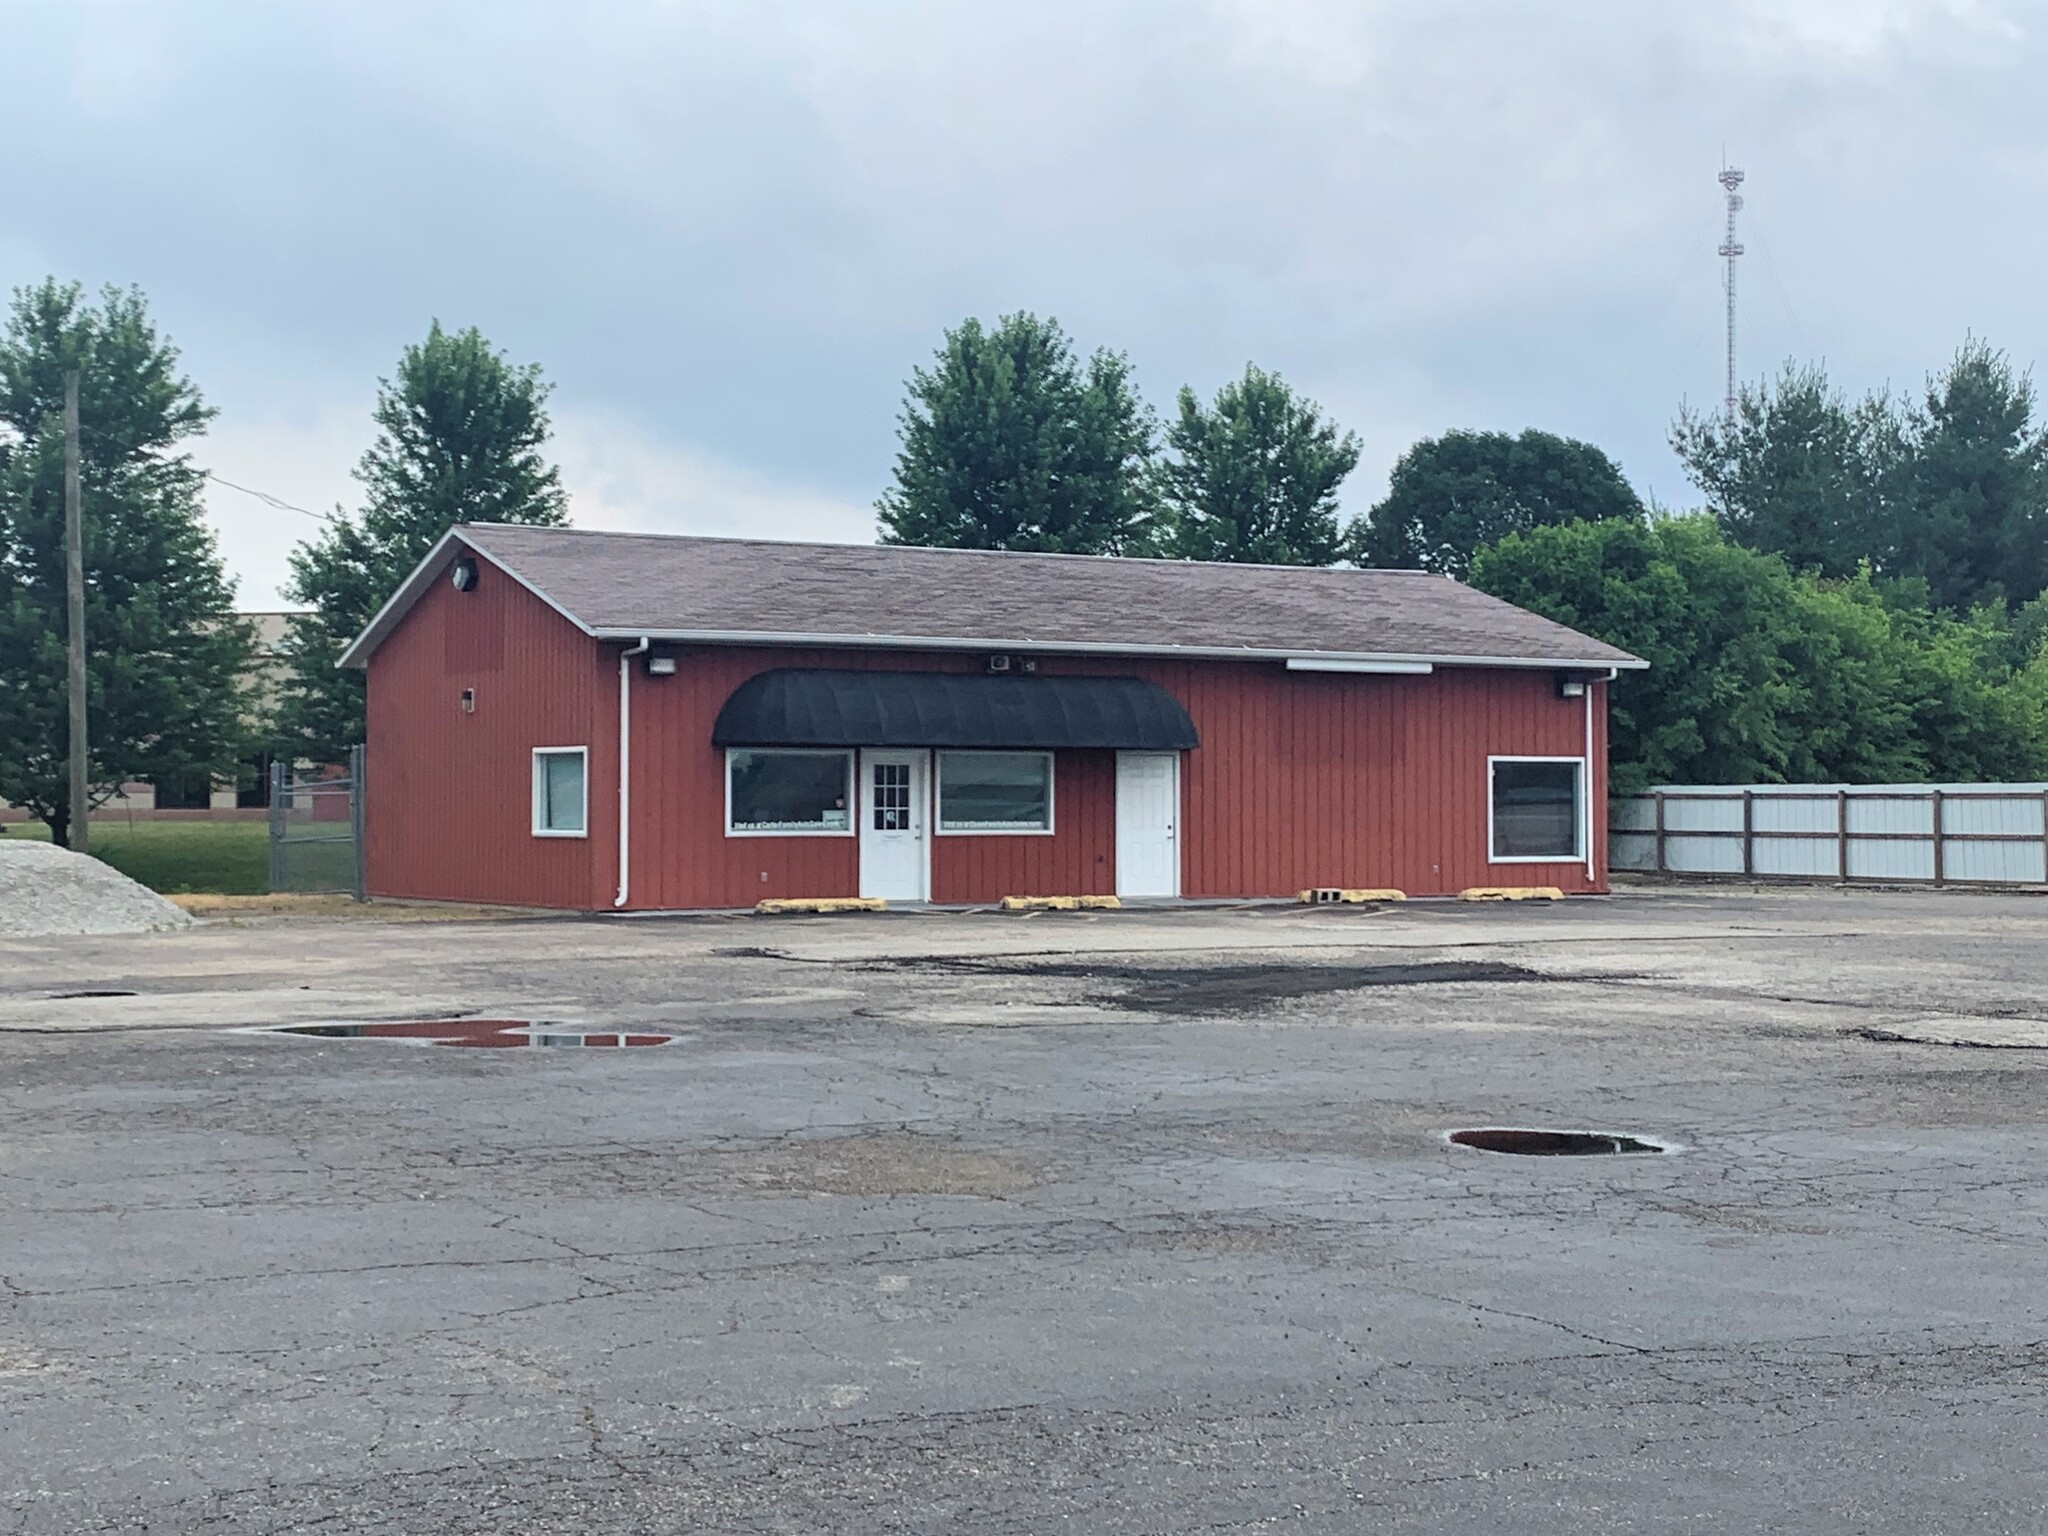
645;651;678;677
450;556;479;592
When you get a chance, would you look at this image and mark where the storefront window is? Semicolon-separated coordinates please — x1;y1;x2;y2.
937;752;1053;833
727;750;853;834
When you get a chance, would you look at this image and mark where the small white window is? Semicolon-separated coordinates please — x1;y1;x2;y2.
937;751;1054;834
726;749;854;836
1489;757;1583;862
532;747;588;837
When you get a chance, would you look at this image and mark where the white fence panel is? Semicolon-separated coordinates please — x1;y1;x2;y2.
1749;793;1839;877
1610;832;1656;872
1942;793;2048;883
1845;796;1934;881
1655;793;1745;873
1610;783;2048;888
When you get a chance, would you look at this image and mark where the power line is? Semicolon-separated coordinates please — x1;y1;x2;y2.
1742;204;1812;362
201;471;340;524
61;418;342;525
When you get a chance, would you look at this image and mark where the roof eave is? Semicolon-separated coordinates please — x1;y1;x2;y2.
583;626;1647;671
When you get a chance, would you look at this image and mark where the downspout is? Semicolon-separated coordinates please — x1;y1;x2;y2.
1585;668;1616;883
614;637;651;908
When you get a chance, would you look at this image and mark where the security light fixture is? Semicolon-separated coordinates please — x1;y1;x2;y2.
450;556;479;592
645;650;678;677
1556;673;1588;699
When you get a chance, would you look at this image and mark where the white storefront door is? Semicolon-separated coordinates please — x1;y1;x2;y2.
859;750;929;902
1116;751;1180;898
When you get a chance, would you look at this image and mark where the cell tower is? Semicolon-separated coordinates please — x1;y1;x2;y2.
1718;166;1745;425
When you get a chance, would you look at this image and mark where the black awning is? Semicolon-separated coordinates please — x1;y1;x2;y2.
711;669;1199;751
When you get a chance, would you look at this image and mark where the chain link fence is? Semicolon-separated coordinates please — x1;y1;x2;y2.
268;745;365;899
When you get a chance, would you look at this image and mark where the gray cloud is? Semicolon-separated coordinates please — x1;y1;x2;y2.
3;0;2041;604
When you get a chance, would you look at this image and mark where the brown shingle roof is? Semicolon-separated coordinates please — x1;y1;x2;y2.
342;525;1644;670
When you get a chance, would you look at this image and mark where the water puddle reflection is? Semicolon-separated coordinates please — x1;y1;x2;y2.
254;1020;677;1049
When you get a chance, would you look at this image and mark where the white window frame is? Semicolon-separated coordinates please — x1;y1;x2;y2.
934;750;1057;837
724;747;856;838
531;746;589;839
1486;755;1586;864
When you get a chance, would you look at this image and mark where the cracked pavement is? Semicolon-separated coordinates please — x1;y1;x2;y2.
1;885;2045;1532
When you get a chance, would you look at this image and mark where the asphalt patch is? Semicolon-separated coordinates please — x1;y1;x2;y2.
869;957;1560;1015
723;1132;1041;1196
1852;1024;2048;1050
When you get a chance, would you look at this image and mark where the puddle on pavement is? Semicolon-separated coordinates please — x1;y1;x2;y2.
1448;1127;1670;1156
255;1020;678;1049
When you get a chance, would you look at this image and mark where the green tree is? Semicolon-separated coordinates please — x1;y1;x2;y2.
1883;598;2042;780
1890;339;2048;612
1472;514;2048;789
1161;364;1360;565
1471;514;1799;788
876;314;1159;555
281;321;567;759
1352;428;1643;578
1671;361;1898;580
0;280;252;846
1774;572;1928;783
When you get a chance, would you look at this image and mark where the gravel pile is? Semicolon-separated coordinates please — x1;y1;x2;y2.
0;839;195;937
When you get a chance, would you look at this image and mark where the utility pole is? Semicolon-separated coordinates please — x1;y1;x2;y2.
1718;166;1746;427
64;369;89;854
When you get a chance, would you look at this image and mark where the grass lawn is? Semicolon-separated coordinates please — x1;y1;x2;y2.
1;819;270;895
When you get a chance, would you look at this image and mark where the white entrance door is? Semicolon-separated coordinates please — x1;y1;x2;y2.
859;750;929;902
1116;751;1180;898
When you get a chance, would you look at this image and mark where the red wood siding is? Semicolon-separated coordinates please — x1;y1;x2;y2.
365;560;614;909
932;750;1118;904
364;552;1611;911
614;644;1606;909
1154;659;1605;899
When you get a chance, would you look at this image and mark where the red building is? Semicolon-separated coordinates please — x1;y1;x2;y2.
340;526;1644;911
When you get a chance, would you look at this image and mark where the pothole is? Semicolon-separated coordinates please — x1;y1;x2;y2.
245;1020;679;1049
1447;1127;1671;1156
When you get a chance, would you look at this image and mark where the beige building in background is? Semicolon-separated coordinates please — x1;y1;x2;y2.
1;612;303;823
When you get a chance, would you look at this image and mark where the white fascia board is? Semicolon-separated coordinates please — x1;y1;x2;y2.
336;527;598;669
585;626;1647;672
1285;657;1433;675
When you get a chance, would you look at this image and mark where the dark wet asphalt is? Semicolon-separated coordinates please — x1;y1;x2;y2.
3;888;2046;1533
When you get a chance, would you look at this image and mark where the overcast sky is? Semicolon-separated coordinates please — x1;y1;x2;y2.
5;0;2042;606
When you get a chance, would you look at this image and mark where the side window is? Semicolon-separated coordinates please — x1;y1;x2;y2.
532;748;588;837
1490;758;1582;860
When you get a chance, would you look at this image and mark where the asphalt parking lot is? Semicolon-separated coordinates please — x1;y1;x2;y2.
3;885;2047;1533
